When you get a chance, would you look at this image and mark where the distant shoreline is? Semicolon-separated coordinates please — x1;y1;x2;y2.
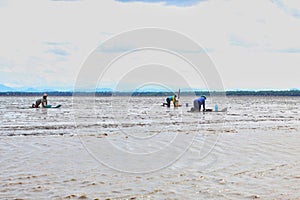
1;90;300;97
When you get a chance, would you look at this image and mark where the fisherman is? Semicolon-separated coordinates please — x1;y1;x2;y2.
32;93;48;108
165;95;177;107
193;95;206;112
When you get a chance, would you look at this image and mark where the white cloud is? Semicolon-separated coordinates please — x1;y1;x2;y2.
115;0;206;7
0;0;300;90
272;0;300;18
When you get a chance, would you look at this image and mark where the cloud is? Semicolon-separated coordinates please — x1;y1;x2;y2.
1;0;300;90
46;48;70;56
274;48;300;53
97;43;208;54
271;0;300;19
228;35;256;48
50;0;81;2
0;0;8;7
44;42;74;58
97;43;135;53
219;1;300;53
0;59;13;69
43;41;70;46
115;0;206;7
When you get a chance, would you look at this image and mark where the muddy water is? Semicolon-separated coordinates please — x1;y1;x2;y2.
0;96;299;199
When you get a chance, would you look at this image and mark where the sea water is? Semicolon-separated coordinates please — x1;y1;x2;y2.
0;96;300;199
0;96;299;136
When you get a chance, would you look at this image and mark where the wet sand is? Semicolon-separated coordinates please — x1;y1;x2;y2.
1;131;300;199
1;96;300;199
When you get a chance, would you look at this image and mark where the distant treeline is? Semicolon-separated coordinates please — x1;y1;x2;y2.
1;90;300;97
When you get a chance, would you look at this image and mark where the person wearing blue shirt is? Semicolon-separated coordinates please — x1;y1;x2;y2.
193;95;206;112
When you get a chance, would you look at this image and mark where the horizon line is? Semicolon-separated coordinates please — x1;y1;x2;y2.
0;89;299;93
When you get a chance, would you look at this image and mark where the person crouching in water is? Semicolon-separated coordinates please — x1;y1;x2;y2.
32;93;48;108
165;95;177;107
192;95;206;112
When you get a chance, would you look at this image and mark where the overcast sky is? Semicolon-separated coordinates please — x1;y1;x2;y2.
0;0;300;90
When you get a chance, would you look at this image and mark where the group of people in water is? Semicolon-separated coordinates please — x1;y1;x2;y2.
32;93;207;112
164;94;207;112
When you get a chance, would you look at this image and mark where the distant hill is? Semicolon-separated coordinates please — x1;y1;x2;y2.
0;85;72;93
1;90;300;96
0;84;12;92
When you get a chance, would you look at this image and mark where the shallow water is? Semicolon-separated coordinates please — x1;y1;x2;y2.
0;96;299;136
0;96;299;199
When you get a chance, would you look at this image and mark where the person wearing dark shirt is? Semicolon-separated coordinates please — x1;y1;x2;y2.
32;93;48;108
165;95;177;107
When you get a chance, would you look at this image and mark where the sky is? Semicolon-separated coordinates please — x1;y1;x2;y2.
0;0;300;91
